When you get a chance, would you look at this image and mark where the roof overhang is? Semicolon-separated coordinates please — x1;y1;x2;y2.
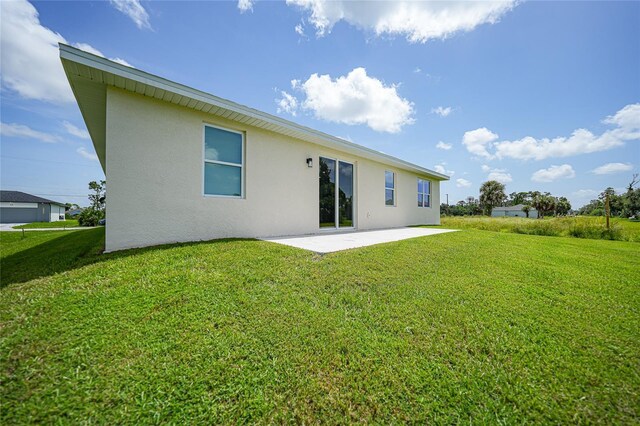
60;43;449;181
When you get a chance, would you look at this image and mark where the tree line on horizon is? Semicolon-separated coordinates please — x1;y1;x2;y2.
442;174;640;219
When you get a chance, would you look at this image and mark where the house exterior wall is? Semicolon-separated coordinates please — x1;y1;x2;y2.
105;88;441;252
49;204;64;222
491;208;539;219
0;202;62;223
0;202;39;223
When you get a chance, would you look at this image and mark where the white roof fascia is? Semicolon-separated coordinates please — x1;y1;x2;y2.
59;44;449;181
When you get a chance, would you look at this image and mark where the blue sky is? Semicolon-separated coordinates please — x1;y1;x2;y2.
1;0;638;207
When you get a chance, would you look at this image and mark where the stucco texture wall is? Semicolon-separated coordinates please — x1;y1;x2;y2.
105;88;440;251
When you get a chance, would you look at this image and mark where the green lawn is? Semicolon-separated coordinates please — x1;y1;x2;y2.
1;228;639;423
440;215;640;242
12;219;80;229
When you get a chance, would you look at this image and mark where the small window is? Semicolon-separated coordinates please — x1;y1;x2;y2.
417;178;431;208
385;170;395;206
204;125;243;197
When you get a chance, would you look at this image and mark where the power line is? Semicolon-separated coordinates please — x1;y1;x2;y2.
33;193;88;197
0;155;102;168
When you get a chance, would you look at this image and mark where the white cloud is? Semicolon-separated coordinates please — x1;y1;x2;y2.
603;103;640;129
0;0;132;104
488;170;512;184
433;164;454;176
572;189;598;199
456;178;471;188
72;43;133;67
109;0;151;29
111;57;133;67
71;43;102;57
280;67;414;133
483;166;512;183
413;67;422;74
285;0;516;43
462;127;499;159
63;121;90;139
494;129;630;161
436;141;452;150
591;162;634;175
77;147;99;161
295;23;305;36
0;122;60;143
431;106;452;117
276;91;299;116
238;0;254;13
531;164;575;183
0;0;72;103
467;104;640;161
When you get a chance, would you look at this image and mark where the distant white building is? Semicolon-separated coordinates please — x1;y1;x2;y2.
491;204;538;219
0;191;66;223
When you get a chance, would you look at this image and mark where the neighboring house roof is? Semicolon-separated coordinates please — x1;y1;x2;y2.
59;44;449;181
494;204;537;211
0;190;64;206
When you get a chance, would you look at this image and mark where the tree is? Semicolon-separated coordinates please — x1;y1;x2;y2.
624;188;640;218
600;188;616;229
509;191;532;206
555;197;571;216
479;180;506;216
623;174;640;218
78;180;106;227
577;199;603;216
521;204;531;218
88;180;106;210
531;193;556;218
64;203;80;211
442;197;483;216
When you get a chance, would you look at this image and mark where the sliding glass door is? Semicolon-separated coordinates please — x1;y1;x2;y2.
319;157;354;229
319;157;336;228
338;162;353;227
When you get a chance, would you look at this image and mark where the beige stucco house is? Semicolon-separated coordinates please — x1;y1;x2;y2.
60;44;449;252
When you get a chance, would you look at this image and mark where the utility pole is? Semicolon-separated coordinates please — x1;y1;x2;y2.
446;193;449;206
605;192;611;230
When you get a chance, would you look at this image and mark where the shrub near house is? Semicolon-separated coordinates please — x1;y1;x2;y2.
77;180;105;227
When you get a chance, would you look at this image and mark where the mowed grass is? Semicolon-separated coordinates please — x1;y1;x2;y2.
1;229;639;423
13;220;80;229
440;215;640;242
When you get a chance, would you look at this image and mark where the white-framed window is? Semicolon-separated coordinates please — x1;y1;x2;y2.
385;170;395;206
203;124;244;197
417;178;431;208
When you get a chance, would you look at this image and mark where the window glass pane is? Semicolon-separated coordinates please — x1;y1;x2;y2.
319;157;336;227
424;180;431;195
205;126;242;164
385;171;394;189
338;162;354;227
418;179;424;194
386;189;394;206
205;163;241;196
425;194;430;207
418;193;423;207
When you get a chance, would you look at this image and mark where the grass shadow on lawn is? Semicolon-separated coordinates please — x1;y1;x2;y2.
0;228;259;288
1;229;106;288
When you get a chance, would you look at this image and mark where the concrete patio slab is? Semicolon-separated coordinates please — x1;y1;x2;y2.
261;227;457;253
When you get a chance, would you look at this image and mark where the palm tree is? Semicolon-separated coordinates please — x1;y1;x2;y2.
521;204;531;218
479;180;506;216
531;193;556;218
